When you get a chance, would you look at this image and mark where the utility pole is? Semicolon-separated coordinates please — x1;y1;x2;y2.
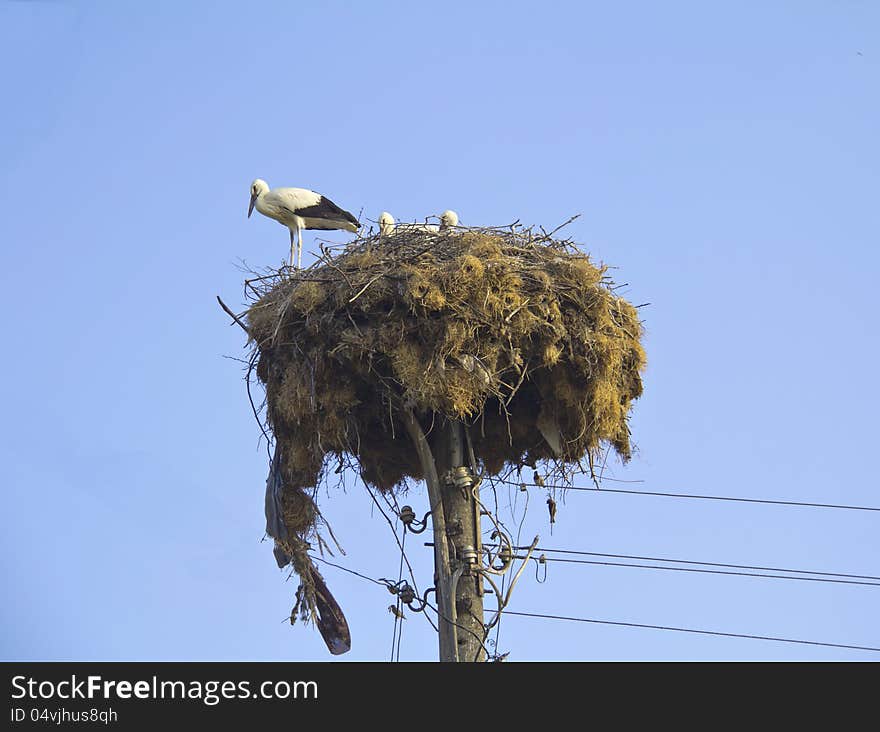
432;420;485;663
402;410;485;662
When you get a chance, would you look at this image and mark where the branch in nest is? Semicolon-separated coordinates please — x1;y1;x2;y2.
216;295;250;335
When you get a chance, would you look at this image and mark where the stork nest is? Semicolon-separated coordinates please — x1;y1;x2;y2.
243;222;646;558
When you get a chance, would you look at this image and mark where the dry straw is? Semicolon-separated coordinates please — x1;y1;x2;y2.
242;220;646;588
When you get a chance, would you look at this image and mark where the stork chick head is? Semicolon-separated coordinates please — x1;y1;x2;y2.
248;178;269;218
440;209;459;228
379;211;395;236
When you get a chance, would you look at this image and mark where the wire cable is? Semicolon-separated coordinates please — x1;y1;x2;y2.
393;528;407;662
312;554;439;634
511;554;880;587
309;555;389;587
363;482;422;596
502;480;880;513
423;599;493;660
521;546;880;582
504;610;880;653
395;607;404;662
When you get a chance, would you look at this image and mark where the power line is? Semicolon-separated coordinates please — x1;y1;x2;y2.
503;480;880;513
312;554;439;635
430;541;880;586
512;554;880;587
390;526;408;662
363;482;422;597
423;598;492;661
504;610;880;654
313;554;880;656
309;555;388;587
523;546;880;583
312;548;498;656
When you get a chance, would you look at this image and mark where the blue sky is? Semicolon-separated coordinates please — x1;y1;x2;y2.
1;1;878;661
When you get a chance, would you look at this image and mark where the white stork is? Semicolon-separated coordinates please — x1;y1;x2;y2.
378;211;397;237
248;179;359;268
440;210;459;230
379;212;439;235
378;210;459;237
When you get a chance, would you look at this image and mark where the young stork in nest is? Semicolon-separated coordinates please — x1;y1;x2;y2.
378;211;398;237
440;209;459;230
378;209;460;237
248;179;359;268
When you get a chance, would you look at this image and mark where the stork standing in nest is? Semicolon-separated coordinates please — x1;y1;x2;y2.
248;179;359;268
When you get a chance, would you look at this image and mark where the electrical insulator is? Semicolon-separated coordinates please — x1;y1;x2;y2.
452;466;474;490
461;545;478;568
399;583;415;605
399;505;416;526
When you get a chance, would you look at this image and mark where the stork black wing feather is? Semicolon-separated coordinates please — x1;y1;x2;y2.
286;196;358;227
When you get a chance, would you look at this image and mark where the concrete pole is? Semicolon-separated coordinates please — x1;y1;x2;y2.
432;420;485;662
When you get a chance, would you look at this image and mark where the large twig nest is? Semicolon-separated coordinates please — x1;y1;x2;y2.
245;223;645;552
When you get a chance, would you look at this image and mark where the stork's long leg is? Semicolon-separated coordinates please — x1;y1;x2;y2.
297;228;303;269
289;229;296;269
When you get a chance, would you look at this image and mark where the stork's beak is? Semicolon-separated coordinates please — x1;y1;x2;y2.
248;193;257;218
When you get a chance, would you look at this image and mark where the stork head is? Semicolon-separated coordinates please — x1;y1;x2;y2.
440;209;459;229
379;211;395;236
248;179;269;218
